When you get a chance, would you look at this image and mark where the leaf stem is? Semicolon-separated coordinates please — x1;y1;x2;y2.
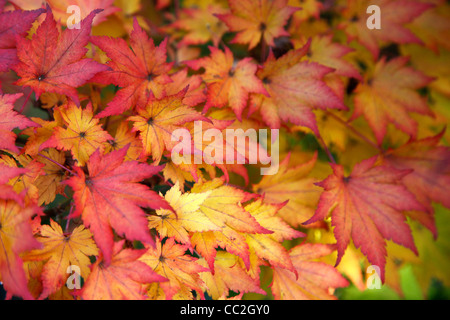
317;133;336;164
174;0;180;19
324;110;383;152
261;38;268;64
19;90;33;114
37;152;77;176
157;173;174;187
17;146;77;176
65;203;73;233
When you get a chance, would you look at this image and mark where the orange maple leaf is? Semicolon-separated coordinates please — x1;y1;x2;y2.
352;57;434;145
198;251;266;299
271;243;349;300
186;46;268;120
139;237;208;300
16;149;67;206
23;219;99;299
215;0;298;50
42;102;112;166
127;89;208;164
81;240;166;300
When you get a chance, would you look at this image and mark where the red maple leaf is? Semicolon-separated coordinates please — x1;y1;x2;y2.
13;7;108;105
304;156;427;281
0;7;44;72
0;93;37;154
81;240;167;300
91;18;173;118
383;131;450;236
250;40;347;132
66;146;171;265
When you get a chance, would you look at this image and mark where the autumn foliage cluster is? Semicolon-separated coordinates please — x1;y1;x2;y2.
0;0;449;300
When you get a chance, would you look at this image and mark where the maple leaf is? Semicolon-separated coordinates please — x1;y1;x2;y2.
307;35;362;80
13;8;109;105
91;19;173;117
81;240;166;300
65;146;171;265
148;182;219;246
191;178;269;235
0;93;38;154
170;5;229;48
17;149;67;205
407;3;450;52
198;251;266;299
0;162;28;207
104;122;144;162
42;102;112;166
1;154;44;204
191;226;251;274
253;152;322;227
39;93;68;109
243;199;304;274
164;69;206;107
289;0;322;22
23;219;99;299
0;8;44;72
186;114;270;182
304;156;428;281
185;46;268;120
271;243;349;300
139;237;208;300
339;0;433;58
352;57;434;145
47;0;120;26
189;178;270;271
383;131;450;235
249;40;347;132
215;0;298;50
0;199;41;300
127;89;208;164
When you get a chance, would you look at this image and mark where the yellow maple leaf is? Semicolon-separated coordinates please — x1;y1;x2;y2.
148;182;218;245
198;251;265;299
24;219;99;299
139;237;208;300
253;152;322;227
18;149;67;206
42;102;112;166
